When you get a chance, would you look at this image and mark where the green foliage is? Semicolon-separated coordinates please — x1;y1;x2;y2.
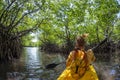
1;0;120;47
0;0;46;61
36;0;120;49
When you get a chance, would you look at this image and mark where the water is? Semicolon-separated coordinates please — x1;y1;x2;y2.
0;47;119;80
0;47;65;80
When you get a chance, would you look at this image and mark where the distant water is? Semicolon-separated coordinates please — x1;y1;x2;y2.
0;47;65;80
0;47;119;80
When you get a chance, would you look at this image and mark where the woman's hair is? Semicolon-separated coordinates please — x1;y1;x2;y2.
72;34;88;60
75;36;85;49
73;34;89;67
74;34;88;50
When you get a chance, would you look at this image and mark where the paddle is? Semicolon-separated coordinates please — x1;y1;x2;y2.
45;62;65;69
91;37;108;52
46;63;59;69
45;38;108;69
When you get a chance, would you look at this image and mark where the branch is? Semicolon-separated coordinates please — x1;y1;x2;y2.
0;22;5;29
2;8;17;26
8;6;21;28
0;0;16;21
8;8;40;32
0;23;8;34
11;19;44;40
15;27;37;38
54;29;66;40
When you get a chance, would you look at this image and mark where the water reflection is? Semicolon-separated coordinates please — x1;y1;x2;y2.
0;47;65;80
25;47;43;72
0;47;119;80
25;47;43;79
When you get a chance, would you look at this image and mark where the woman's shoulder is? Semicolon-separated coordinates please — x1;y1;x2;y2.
86;49;94;54
86;49;95;57
70;50;85;55
86;49;96;62
69;50;75;55
70;50;76;53
70;50;81;53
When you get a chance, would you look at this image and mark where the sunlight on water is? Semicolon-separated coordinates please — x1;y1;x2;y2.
0;47;119;80
26;47;41;69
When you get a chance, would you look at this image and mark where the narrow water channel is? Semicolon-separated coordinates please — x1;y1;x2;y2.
0;47;119;80
0;47;65;80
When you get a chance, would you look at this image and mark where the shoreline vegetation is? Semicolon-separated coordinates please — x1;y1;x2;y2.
39;41;120;80
40;40;120;79
40;40;120;62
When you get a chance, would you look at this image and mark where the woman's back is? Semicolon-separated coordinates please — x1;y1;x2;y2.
57;34;98;80
66;50;93;79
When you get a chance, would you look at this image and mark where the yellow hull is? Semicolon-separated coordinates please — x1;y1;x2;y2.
57;65;99;80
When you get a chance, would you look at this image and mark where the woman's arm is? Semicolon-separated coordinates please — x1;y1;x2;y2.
86;49;96;64
66;52;73;67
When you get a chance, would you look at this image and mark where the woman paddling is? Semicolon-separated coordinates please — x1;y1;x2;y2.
57;34;99;80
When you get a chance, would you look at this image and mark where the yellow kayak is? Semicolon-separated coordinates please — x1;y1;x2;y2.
57;65;98;80
57;49;99;80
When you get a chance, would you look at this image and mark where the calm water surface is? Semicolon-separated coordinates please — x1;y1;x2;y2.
0;47;119;80
0;47;65;80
